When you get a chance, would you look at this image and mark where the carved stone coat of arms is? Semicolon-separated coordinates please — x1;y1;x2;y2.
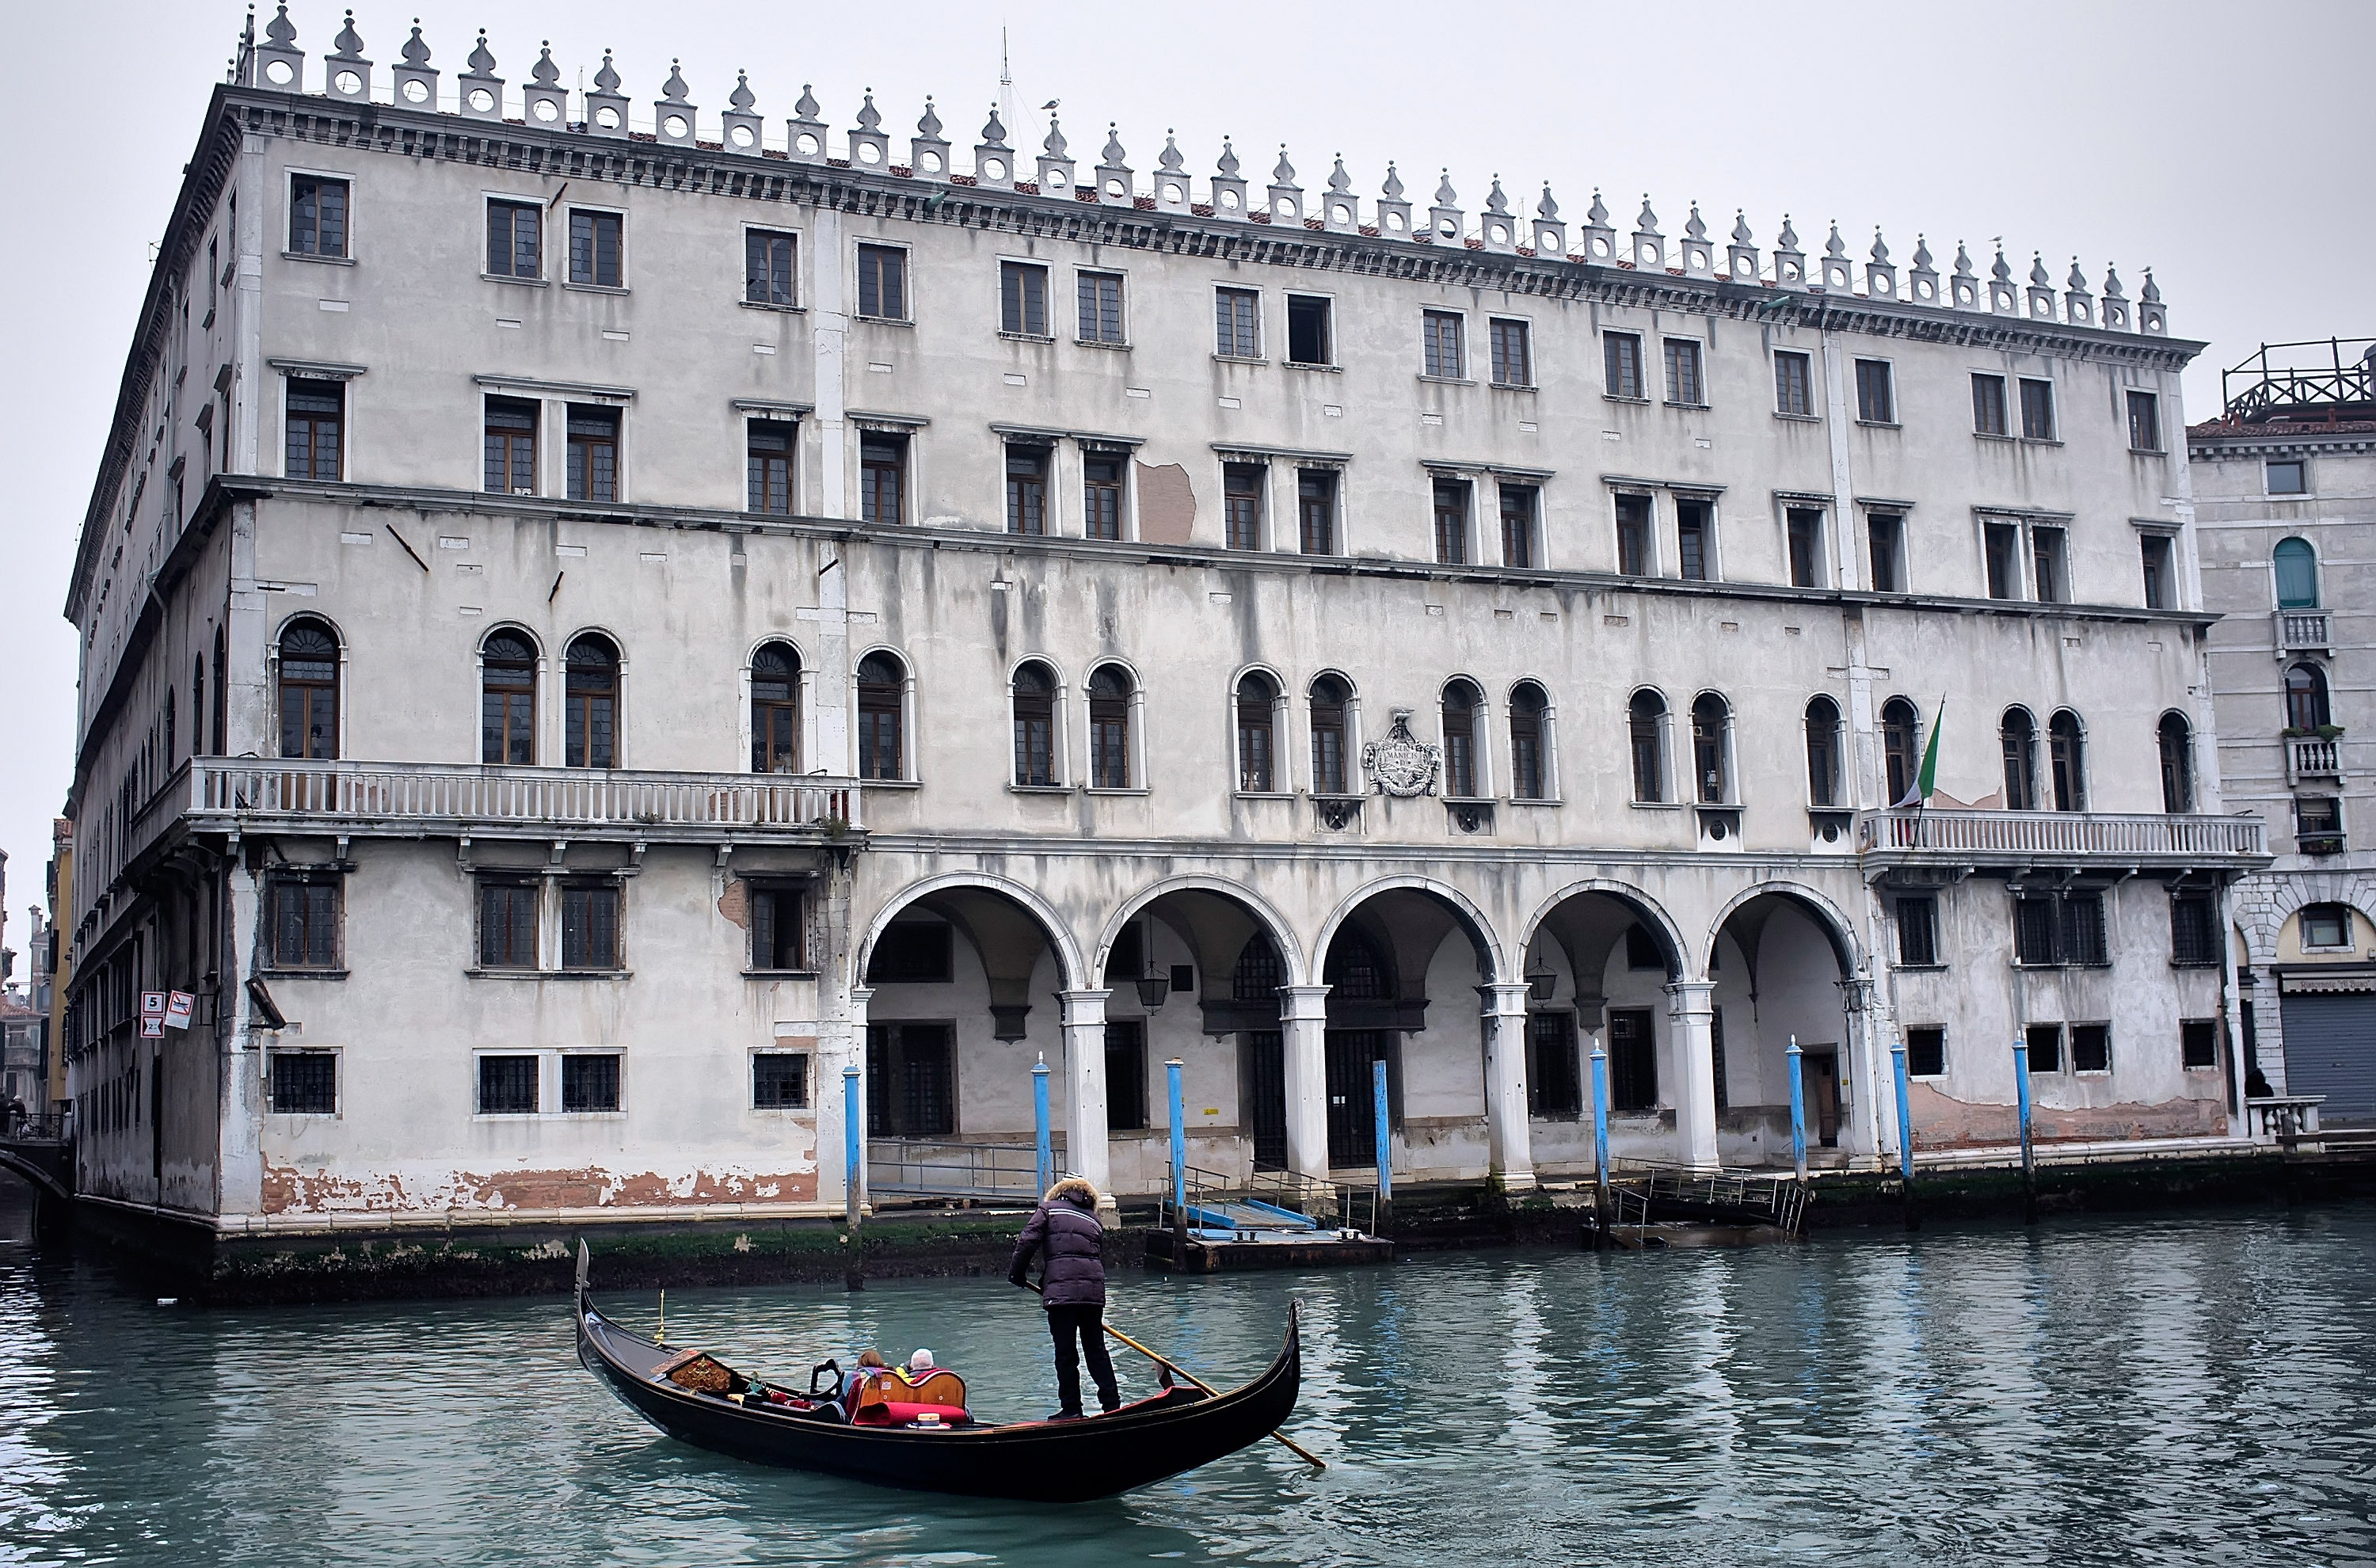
1362;709;1441;797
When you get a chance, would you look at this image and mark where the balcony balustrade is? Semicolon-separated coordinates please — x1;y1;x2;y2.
2286;735;2343;784
2273;609;2330;655
1858;807;2266;866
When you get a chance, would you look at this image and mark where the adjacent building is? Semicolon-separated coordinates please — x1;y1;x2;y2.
57;10;2267;1252
2195;338;2376;1125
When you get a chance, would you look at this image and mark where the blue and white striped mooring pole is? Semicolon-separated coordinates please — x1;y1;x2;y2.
1787;1034;1808;1182
1032;1056;1053;1196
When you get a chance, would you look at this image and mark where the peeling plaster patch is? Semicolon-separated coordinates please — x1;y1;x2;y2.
261;1163;820;1215
733;1233;753;1253
718;877;752;929
1908;1083;2228;1148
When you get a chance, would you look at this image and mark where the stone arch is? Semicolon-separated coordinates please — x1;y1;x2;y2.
1091;874;1308;988
1517;877;1692;981
1703;878;1863;981
1312;874;1509;985
855;871;1089;992
2235;873;2376;964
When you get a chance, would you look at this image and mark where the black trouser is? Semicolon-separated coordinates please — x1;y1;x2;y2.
1045;1303;1120;1414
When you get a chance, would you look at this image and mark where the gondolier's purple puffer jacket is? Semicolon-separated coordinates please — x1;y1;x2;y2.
1008;1178;1107;1308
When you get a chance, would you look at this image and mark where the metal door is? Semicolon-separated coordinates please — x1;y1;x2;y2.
2281;993;2376;1122
1242;1031;1286;1170
1325;1030;1388;1166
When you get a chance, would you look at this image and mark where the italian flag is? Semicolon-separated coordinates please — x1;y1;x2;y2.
1893;698;1944;809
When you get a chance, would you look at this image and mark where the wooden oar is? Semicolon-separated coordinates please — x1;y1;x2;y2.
1028;1281;1324;1469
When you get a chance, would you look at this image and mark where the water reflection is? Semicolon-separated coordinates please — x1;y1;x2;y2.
0;1200;2373;1566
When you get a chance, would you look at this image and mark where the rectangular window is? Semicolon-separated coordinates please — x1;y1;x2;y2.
2025;1022;2063;1075
1985;522;2022;599
567;209;623;287
1787;507;1825;588
478;1053;540;1114
562;1052;623;1113
750;882;806;971
1906;1027;1947;1079
745;229;795;306
1674;498;1711;582
2140;535;2174;609
1000;260;1049;336
1083;455;1123;541
2069;1024;2110;1074
1897;896;1939;967
2267;459;2306;495
484;398;538;496
855;244;908;320
284;379;345;481
747;420;794;515
2296;797;2343;852
1855;359;1895;424
867;922;954;983
1489;318;1532;387
1297;470;1335;555
2019;378;2057;440
487;200;541;279
565;406;619;504
1215;287;1260;357
1527;1011;1582;1118
1076;269;1125;344
2170;895;2218;967
1605;332;1643;399
752;1052;810;1109
1224;464;1264;550
1105;1020;1148;1132
1422;310;1465;379
478;882;539;969
1614;493;1651;576
1663;339;1705;405
1972;374;2009;436
2014;896;2061;966
1627;926;1666;971
860;434;906;524
268;1049;338;1115
2062;894;2108;967
1286;295;1332;365
1432;478;1470;565
2180;1020;2218;1071
289;174;349;257
2127;390;2161;451
1004;445;1049;535
1500;485;1538;569
1868;513;1904;592
269;880;340;969
2030;526;2066;604
560;883;621;970
1774;351;1813;417
1608;1009;1658;1113
2301;902;2351;949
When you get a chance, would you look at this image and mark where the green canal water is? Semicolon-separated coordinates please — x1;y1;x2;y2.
2;1193;2372;1566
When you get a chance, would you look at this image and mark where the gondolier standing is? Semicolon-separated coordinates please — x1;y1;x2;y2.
1008;1176;1121;1418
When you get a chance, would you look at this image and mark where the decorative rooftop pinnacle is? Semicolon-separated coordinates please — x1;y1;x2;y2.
1912;234;1933;270
855;90;881;131
1636;196;1659;233
531;43;559;86
265;3;296;47
1435;169;1459;206
794;82;821;120
2066;257;2088;291
1044;114;1068;157
1486;177;1510;216
2141;268;2161;303
1104;123;1128;164
1991;244;2012;283
400;19;429;67
1273;146;1297;185
1216;139;1239;177
1679;203;1704;242
1870;228;1889;265
1540;185;1560;222
1776;214;1799;250
2030;251;2051;286
1731;209;1753;245
1587;189;1609;226
730;71;756;112
2103;264;2126;300
980;105;1008;147
1824;221;1846;259
1953;241;1974;278
332;10;364;58
1382;162;1405;200
661;60;689;103
1158;132;1184;173
1327;156;1352;194
592;50;619;92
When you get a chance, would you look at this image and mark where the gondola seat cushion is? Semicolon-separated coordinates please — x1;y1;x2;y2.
854;1400;971;1427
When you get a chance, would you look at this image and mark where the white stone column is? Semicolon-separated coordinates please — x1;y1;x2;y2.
832;984;872;1214
1666;980;1720;1170
1479;982;1537;1192
1277;984;1331;1181
1059;988;1114;1213
218;854;266;1219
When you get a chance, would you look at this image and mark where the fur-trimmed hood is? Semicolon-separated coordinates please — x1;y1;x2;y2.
1044;1176;1102;1210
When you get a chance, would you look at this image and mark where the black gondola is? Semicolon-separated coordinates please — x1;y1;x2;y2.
572;1243;1304;1502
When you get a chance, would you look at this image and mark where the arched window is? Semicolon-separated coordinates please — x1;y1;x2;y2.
1691;692;1731;804
276;618;340;759
857;652;904;780
2000;707;2039;810
1882;698;1922;806
1012;661;1058;786
1309;675;1352;795
563;634;619;769
1232;932;1282;1001
2157;713;2195;814
1509;682;1549;801
1804;695;1843;807
211;624;229;755
1236;671;1279;792
751;641;801;774
482;630;538;765
2285;663;2331;731
163;687;177;770
2047;710;2086;812
2273;537;2319;610
1441;679;1483;797
1628;690;1668;803
192;655;207;760
1325;928;1391;999
1087;664;1133;789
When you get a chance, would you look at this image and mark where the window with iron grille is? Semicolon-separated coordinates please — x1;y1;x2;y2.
1004;445;1049;535
1233;934;1282;1000
866;1022;954;1137
1663;338;1705;405
1604;332;1643;399
1432;478;1470;565
1084;456;1123;540
745;229;795;306
2062;895;2108;967
747;420;794;514
2180;1019;2218;1071
269;880;340;969
1079;271;1126;344
560;883;621;970
2127;390;2161;451
562;1052;622;1112
752;1052;809;1109
487;200;540;278
478;882;539;969
565;407;619;503
2170;894;2218;967
478;1054;539;1114
1906;1027;1946;1078
1214;287;1259;357
749;882;807;971
1224;464;1264;550
268;1049;338;1114
2020;378;2057;440
1489;318;1531;387
866;923;953;984
1105;1020;1148;1131
1528;1011;1581;1117
2013;897;2061;965
1972;374;2009;436
1286;295;1331;365
856;244;907;319
1609;1009;1658;1112
1422;311;1465;379
1896;896;1939;966
285;379;344;480
1855;359;1894;423
290;175;349;257
1774;351;1812;417
568;209;623;287
483;398;538;495
1000;261;1049;336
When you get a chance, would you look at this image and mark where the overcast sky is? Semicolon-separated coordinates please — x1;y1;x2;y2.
2;0;2370;947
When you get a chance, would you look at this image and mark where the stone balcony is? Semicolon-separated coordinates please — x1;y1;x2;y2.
2287;735;2344;784
1857;807;2267;873
2274;609;2330;656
